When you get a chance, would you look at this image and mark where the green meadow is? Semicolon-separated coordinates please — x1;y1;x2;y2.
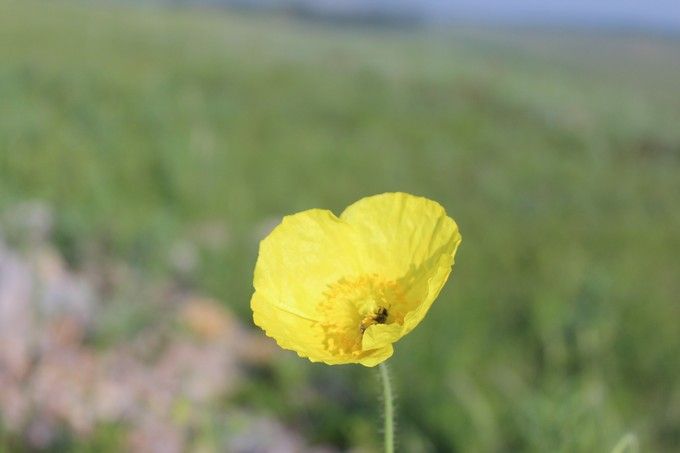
1;1;679;451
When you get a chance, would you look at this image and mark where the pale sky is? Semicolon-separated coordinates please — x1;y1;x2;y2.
422;0;680;30
311;0;680;31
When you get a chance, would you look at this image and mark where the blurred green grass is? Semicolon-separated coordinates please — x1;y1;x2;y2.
1;1;680;451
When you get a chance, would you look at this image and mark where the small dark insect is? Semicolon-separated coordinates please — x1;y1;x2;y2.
359;307;389;334
374;307;388;324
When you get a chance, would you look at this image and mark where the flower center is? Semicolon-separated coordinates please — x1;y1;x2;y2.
315;274;407;356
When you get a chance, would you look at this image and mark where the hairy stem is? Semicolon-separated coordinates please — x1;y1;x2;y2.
379;362;394;453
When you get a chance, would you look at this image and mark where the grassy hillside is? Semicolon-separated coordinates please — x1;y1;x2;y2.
1;1;679;451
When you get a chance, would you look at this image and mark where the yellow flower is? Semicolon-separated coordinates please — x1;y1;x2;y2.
251;192;461;366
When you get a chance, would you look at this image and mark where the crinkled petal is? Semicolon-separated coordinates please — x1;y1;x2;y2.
253;209;361;319
400;242;459;335
341;192;461;334
356;345;394;367
251;292;331;362
362;323;403;351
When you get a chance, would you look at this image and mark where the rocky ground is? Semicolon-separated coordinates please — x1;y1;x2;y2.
0;201;332;452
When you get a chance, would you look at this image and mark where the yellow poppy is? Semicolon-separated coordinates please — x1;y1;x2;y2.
251;192;461;366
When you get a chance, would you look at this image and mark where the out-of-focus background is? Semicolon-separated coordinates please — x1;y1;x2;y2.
1;0;679;451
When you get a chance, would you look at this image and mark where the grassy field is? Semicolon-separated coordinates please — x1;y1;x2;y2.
1;1;680;451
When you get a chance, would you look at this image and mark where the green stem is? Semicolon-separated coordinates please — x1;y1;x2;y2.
379;362;395;453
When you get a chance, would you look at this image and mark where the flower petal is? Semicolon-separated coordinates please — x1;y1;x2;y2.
400;243;459;335
251;292;331;362
253;209;362;319
357;345;394;367
340;192;461;333
362;323;403;351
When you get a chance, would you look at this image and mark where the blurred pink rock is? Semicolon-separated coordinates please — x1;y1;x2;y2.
0;227;331;452
0;244;34;380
